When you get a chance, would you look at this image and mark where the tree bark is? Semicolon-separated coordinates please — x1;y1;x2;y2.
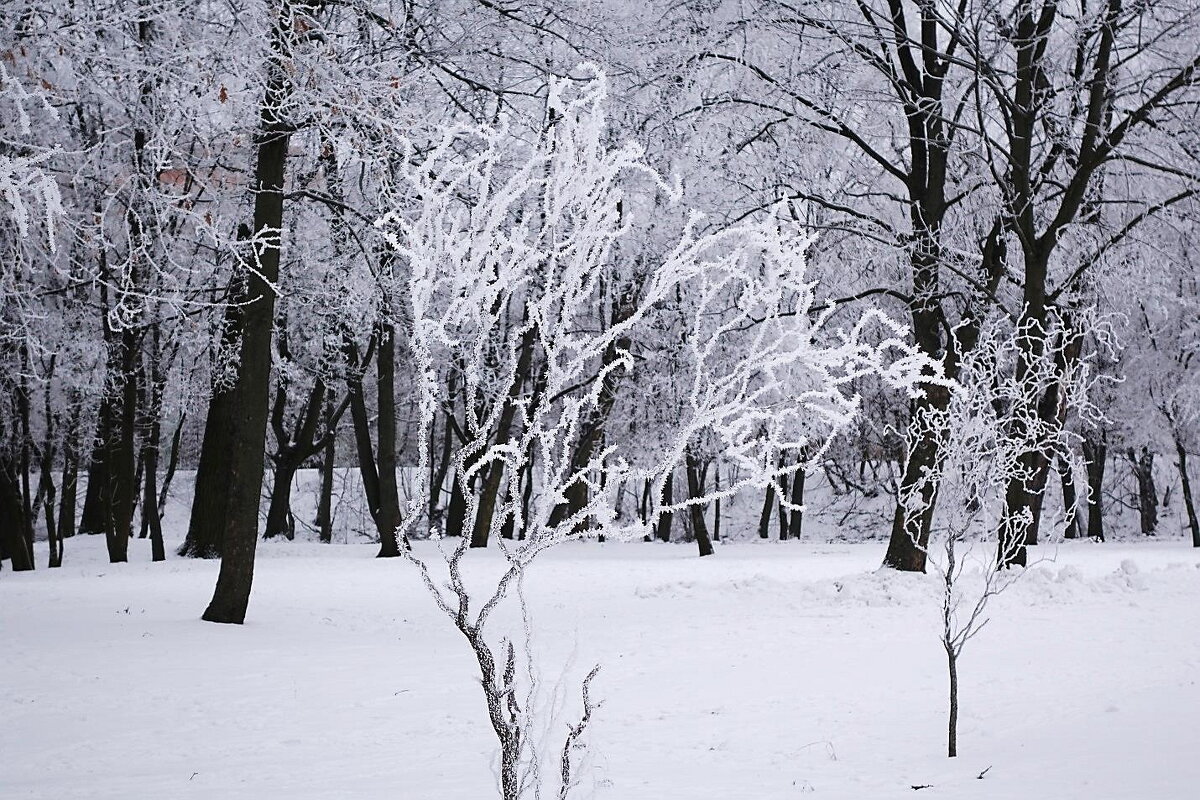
201;7;295;622
757;481;775;540
1083;437;1107;542
179;238;248;559
474;322;536;547
1;452;34;571
1128;447;1158;536
316;393;337;544
685;451;714;557
1059;457;1082;539
374;320;402;557
1175;436;1199;548
655;471;674;542
787;464;806;541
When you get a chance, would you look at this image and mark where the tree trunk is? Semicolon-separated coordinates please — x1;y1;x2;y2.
38;381;60;567
757;481;775;539
78;402;110;536
1083;437;1107;542
201;12;293;623
685;451;713;557
787;464;806;541
155;413;182;519
179;243;247;559
712;466;721;543
55;407;80;563
1175;436;1199;548
316;394;336;544
139;342;166;562
655;471;674;542
1059;457;1082;539
99;320;139;564
375;320;402;557
1128;447;1158;536
0;454;34;571
264;456;299;541
473;323;536;548
946;645;958;758
883;390;950;572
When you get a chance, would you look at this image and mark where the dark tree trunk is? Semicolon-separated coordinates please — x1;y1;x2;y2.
316;393;336;544
685;451;713;557
375;320;402;557
16;349;35;562
1128;447;1158;536
473;323;536;548
712;466;721;543
757;481;775;539
265;364;332;542
1058;457;1082;539
55;406;81;563
157;412;184;518
78;402;110;536
1083;437;1107;542
201;11;294;623
180;244;248;559
655;471;673;543
98;318;139;564
1175;437;1199;548
0;454;33;571
138;340;166;562
883;389;950;572
787;464;806;541
264;457;299;541
444;471;469;538
430;402;456;533
38;374;60;568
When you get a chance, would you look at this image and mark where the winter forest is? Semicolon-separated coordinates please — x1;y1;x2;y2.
2;0;1199;797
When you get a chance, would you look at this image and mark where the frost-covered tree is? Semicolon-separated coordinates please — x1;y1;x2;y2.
902;319;1097;756
379;66;937;799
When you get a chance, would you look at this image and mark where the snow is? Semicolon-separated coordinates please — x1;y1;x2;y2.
2;536;1198;799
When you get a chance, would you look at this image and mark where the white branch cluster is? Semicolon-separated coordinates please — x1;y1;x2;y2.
376;65;938;798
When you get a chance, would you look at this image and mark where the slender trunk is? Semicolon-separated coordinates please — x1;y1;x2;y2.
712;466;721;543
157;412;184;517
57;407;80;550
16;352;35;561
264;456;300;540
139;345;166;561
1083;438;1107;542
946;646;958;758
884;389;950;571
685;452;713;557
1128;447;1158;535
201;8;294;623
431;405;455;530
180;242;247;559
1059;457;1082;539
787;464;806;541
316;394;336;544
757;482;775;539
1175;437;1199;548
39;381;60;567
79;410;109;536
0;454;33;570
375;320;402;557
655;471;673;542
473;323;535;548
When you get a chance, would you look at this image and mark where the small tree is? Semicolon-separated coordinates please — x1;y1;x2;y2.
379;66;938;798
903;318;1096;757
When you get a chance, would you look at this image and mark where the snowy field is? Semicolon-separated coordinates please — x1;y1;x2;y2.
3;535;1198;800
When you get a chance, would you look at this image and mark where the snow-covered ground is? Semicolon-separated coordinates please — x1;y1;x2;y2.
3;535;1198;799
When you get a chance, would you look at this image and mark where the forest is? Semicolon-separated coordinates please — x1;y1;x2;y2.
2;1;1199;798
